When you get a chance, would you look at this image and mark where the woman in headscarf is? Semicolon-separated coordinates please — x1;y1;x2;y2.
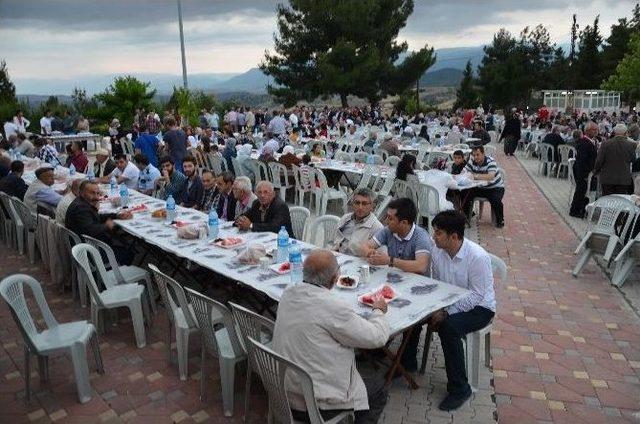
222;137;237;174
236;143;255;181
279;145;301;169
259;139;278;162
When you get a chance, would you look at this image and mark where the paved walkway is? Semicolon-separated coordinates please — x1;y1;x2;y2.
484;148;640;423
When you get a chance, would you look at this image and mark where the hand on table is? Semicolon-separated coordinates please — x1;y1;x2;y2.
367;250;390;266
235;215;252;231
116;210;133;220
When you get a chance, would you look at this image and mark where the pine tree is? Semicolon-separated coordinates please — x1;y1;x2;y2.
454;61;479;110
0;60;18;125
260;0;435;107
574;16;604;88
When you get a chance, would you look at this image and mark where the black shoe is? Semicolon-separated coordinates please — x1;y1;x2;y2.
569;211;585;219
438;387;472;411
496;221;504;228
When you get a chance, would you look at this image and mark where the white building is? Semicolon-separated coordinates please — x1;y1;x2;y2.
541;90;621;113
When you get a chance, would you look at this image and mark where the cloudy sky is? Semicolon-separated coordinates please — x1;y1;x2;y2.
0;0;636;80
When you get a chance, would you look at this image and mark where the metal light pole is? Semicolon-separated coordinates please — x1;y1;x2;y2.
177;0;188;89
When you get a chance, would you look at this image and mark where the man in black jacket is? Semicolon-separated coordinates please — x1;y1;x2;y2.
179;156;204;208
0;160;28;200
500;110;521;156
65;180;133;264
569;122;599;218
235;181;293;236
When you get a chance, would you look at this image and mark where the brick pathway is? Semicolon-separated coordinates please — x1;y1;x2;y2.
483;149;640;423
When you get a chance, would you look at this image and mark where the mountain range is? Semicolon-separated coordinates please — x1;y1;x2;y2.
14;46;485;96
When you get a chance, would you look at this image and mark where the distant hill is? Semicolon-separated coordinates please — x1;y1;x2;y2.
420;68;464;87
211;68;274;94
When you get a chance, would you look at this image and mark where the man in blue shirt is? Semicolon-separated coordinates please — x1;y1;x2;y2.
134;122;160;168
133;153;161;195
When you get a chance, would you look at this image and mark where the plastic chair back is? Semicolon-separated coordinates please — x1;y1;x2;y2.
384;155;401;167
484;144;497;157
228;302;274;357
11;197;36;231
268;162;290;190
417;183;441;217
488;253;507;283
71;243;112;307
82;234;125;284
289;206;310;240
307;215;340;248
587;195;637;237
231;157;244;177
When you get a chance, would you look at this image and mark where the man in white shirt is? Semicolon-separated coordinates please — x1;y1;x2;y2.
3;119;17;139
133;153;161;195
273;250;390;423
289;109;299;128
426;210;496;411
55;178;82;224
267;110;287;136
13;110;30;134
333;188;383;256
40;110;53;135
99;153;139;189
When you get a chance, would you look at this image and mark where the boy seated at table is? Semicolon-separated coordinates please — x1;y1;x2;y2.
450;150;467;175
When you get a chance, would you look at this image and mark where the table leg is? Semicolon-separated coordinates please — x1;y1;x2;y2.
383;326;419;389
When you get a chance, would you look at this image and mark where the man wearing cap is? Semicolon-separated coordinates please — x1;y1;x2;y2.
23;167;64;212
594;123;638;195
93;148;116;178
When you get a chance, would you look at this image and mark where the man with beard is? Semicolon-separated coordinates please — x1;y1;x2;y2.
179;156;204;208
155;156;187;200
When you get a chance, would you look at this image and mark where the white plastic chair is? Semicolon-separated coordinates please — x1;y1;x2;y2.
289;206;310;241
231;157;245;177
252;159;271;184
573;195;639;277
537;143;556;177
306;215;340;249
228;302;275;422
7;196;27;258
611;230;640;287
36;214;51;272
557;145;576;178
311;169;348;216
82;235;156;314
419;253;507;392
0;274;104;403
0;192;16;248
484;144;497;157
269;162;294;202
72;244;149;348
291;164;314;208
567;158;576;207
416;182;443;233
183;287;246;417
56;223;82;296
375;195;392;221
149;264;214;380
373;174;396;199
247;337;354;424
384;155;401;167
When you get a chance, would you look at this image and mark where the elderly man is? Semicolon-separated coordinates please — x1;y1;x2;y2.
425;210;495;411
235;181;293;235
594;123;637;195
379;133;400;157
65;180;133;264
93;148;116;179
179;156;203;208
570;122;599;218
334;188;384;256
0;160;27;200
24;167;63;212
55;178;83;224
155;156;187;200
361;197;432;276
198;170;221;212
462;145;505;228
34;137;63;167
99;153;139;189
232;176;257;217
273;250;390;424
133;153;161;195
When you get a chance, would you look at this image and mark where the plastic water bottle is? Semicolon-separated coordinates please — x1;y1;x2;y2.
69;163;76;175
86;166;94;181
119;184;129;207
208;209;219;240
276;226;290;263
109;176;117;196
289;241;302;284
166;194;176;224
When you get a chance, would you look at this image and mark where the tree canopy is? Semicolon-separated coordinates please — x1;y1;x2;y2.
94;76;156;127
260;0;435;107
453;61;479;110
602;32;640;103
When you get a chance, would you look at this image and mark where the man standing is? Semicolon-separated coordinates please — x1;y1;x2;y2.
214;171;236;220
267;110;287;137
179;156;203;208
207;108;220;131
570;122;598;218
427;210;496;410
231;176;257;217
593;124;637;195
162;116;187;173
0;160;28;200
273;250;390;424
155;156;187;200
93;148;116;179
245;107;255;133
235;181;293;235
500;109;521;156
462;145;505;228
23;167;63;212
99;153;139;189
134;122;160;167
333;188;383;256
12;110;30;135
133;154;161;196
197;170;221;212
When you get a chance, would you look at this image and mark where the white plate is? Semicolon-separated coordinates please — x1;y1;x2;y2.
270;262;291;274
357;284;399;307
336;274;359;289
211;237;246;249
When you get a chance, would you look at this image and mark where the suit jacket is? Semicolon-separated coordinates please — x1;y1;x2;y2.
94;158;116;179
242;196;293;236
65;197;117;243
573;137;597;179
594;135;637;186
500;117;521;141
216;191;237;221
180;175;204;208
0;173;27;200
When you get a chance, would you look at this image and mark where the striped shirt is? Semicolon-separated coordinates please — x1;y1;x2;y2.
464;156;503;188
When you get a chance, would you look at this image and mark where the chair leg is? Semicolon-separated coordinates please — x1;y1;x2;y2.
16;225;25;255
484;332;491;368
572;249;593;277
128;301;147;348
199;343;206;400
176;327;190;381
90;332;105;374
219;357;236;417
69;342;92;403
144;275;157;314
24;346;31;403
167;324;174;364
38;355;47;383
611;257;636;287
243;363;253;422
419;327;433;375
466;332;481;392
79;274;88;308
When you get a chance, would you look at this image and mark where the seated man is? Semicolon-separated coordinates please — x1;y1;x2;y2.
235;181;293;235
462;145;505;228
215;171;236;220
93;148;116;179
333;188;383;256
426;210;495;411
197;170;220;212
232;176;257;217
361;197;432;276
65;180;134;264
470;120;491;146
450;150;467;175
133;153;161;196
179;156;204;208
34;137;63;167
55;178;83;224
155;156;187;200
0;160;28;201
99;153;140;189
273;250;390;424
24;167;63;212
15;134;35;158
67;141;88;172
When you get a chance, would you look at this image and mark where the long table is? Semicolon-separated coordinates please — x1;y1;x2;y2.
48;133;104;152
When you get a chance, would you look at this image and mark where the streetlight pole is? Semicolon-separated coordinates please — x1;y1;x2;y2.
177;0;188;89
